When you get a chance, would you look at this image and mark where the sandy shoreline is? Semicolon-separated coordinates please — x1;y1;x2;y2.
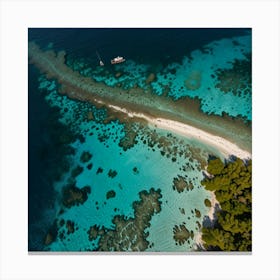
193;191;220;250
29;42;252;157
108;104;233;251
207;191;220;221
29;42;251;252
108;104;252;160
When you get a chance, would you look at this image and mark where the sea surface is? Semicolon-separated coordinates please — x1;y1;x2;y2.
28;28;251;252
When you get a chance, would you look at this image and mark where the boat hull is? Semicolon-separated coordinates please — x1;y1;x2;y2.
111;58;126;64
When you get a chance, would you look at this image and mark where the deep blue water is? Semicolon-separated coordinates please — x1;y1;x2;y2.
28;28;249;65
29;65;79;250
28;28;251;251
28;65;56;250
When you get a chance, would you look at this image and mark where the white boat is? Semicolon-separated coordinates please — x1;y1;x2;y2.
111;56;126;64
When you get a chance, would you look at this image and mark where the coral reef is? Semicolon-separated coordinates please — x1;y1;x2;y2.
115;72;123;78
43;219;59;246
119;123;139;151
66;220;75;234
80;151;92;163
204;198;211;207
195;209;201;218
88;188;162;251
87;225;105;241
106;190;116;199
71;165;83;178
172;175;194;193
87;163;93;170
214;53;251;96
28;94;80;250
145;73;156;84
62;183;91;208
185;70;202;90
133;166;139;174
108;169;117;178
87;111;94;120
188;146;208;170
173;224;194;245
138;124;209;172
88;225;99;241
179;207;185;215
96;167;103;174
44;233;54;246
28;42;251;153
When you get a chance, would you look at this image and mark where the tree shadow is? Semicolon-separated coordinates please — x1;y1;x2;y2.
202;202;221;228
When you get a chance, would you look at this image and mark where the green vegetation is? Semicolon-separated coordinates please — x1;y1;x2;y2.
201;157;252;251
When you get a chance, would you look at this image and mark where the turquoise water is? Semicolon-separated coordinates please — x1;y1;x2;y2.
29;29;251;252
37;77;220;251
67;34;251;121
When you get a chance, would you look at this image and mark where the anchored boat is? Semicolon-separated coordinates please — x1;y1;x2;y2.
111;56;126;64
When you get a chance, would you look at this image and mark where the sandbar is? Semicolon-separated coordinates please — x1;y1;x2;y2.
28;42;252;159
108;104;252;159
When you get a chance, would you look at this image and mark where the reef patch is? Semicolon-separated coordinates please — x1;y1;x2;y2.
173;224;194;245
172;176;194;193
214;53;251;96
185;70;202;91
62;183;91;208
88;188;162;251
106;190;116;199
80;151;92;163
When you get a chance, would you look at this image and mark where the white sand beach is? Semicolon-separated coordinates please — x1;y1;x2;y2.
207;191;220;221
193;191;220;250
108;104;252;160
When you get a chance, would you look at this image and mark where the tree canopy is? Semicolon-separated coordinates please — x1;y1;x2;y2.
201;157;252;251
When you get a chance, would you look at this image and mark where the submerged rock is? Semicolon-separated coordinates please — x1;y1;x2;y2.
71;165;83;178
145;73;156;84
80;151;92;163
108;169;117;178
106;190;116;199
195;208;201;218
94;188;162;251
204;198;211;207
62;184;91;208
173;224;191;245
172;175;194;193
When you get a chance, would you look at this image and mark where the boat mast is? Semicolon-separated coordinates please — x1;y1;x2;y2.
96;51;104;66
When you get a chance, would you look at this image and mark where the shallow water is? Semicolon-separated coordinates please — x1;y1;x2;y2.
66;31;251;120
28;28;251;252
36;80;213;251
